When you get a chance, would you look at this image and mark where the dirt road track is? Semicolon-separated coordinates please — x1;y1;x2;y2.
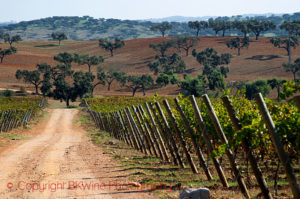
0;109;156;199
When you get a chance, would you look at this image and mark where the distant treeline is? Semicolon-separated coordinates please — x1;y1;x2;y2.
0;13;300;41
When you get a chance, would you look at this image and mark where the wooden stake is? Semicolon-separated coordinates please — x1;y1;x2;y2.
174;98;212;180
145;102;170;162
255;93;300;199
163;99;198;174
202;94;250;199
189;95;229;187
155;101;185;168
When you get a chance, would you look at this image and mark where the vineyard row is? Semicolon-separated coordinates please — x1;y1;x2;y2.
85;94;300;199
0;98;45;132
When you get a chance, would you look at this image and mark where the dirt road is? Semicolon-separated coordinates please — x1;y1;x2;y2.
0;108;156;199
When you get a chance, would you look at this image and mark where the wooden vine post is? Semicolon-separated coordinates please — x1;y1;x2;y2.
123;109;141;151
132;106;152;155
155;101;185;168
255;93;300;199
137;105;160;158
145;102;170;162
174;98;213;180
294;95;300;112
163;99;198;174
222;96;273;199
150;102;176;164
118;110;133;147
202;94;250;199
126;107;148;155
189;95;229;188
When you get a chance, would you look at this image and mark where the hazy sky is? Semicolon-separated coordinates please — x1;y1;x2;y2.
1;0;299;22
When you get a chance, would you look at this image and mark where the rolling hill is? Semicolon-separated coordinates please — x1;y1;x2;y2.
0;13;300;41
0;36;299;97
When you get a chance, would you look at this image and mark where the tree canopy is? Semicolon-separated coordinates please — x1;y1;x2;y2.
173;36;200;56
148;53;186;75
16;70;42;94
73;54;104;72
245;79;271;100
188;21;208;36
226;37;250;56
149;40;174;57
150;22;173;37
179;74;207;97
270;36;299;64
248;20;276;40
51;32;67;45
1;33;21;46
0;47;17;63
99;38;125;56
209;19;231;36
282;58;300;82
123;75;154;96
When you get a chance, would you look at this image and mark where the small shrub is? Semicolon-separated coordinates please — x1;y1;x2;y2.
2;89;15;97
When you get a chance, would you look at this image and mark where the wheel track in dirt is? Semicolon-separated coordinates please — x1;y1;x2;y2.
0;108;156;199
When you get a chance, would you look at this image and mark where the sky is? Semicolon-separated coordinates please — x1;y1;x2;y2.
0;0;300;22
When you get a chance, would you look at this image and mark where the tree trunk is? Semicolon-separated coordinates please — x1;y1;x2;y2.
66;98;70;107
238;48;241;56
108;82;112;91
88;65;91;73
59;40;61;46
0;56;4;63
244;32;247;38
196;29;200;37
110;49;114;57
142;87;146;96
277;86;281;102
185;49;189;56
293;72;297;82
162;31;165;38
35;85;39;94
132;88;137;97
256;33;259;40
222;29;225;37
288;48;291;65
274;160;280;196
91;86;95;95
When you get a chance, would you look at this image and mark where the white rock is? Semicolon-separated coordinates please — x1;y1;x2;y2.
180;188;210;199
